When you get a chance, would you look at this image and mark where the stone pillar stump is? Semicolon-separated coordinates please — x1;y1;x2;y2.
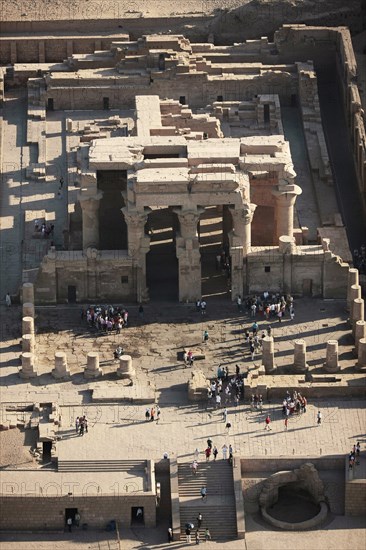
52;352;71;379
22;316;34;335
117;355;136;380
349;286;361;320
351;298;365;336
346;269;359;311
84;351;102;379
22;282;34;304
323;340;339;373
356;338;366;371
23;302;35;318
22;333;35;354
293;339;308;373
354;321;366;357
262;336;276;374
20;352;37;378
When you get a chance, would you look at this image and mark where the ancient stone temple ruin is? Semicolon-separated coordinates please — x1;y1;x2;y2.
12;27;358;303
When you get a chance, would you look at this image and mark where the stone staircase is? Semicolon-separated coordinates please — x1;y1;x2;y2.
178;460;237;540
58;459;146;472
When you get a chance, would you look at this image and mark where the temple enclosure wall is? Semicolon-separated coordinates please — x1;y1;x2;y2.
0;494;156;530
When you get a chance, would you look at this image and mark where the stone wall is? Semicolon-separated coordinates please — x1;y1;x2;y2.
0;494;156;530
345;481;366;516
0;34;128;64
274;25;366;209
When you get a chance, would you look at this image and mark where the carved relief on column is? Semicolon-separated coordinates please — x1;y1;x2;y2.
78;190;103;250
122;207;150;302
272;179;302;241
174;207;203;302
176;208;202;240
122;207;149;256
229;203;256;254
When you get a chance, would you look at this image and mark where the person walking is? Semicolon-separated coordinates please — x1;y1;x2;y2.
317;410;322;426
207;438;213;449
204;528;211;542
197;513;203;529
195;530;200;545
75;416;79;434
203;330;209;343
5;293;11;307
264;414;272;431
168;527;173;543
185;525;192;543
228;444;233;464
145;408;150;421
67;517;72;532
222;444;228;460
156;406;161;424
205;447;211;462
192;460;198;475
215;393;221;408
194;448;200;461
213;446;218;460
222;408;228;423
200;486;207;500
150;407;155;421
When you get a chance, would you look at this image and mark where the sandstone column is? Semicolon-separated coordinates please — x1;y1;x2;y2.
354;321;366;357
23;302;35;318
78;190;103;250
262;336;276;373
323;340;339;373
52;352;71;379
351;298;365;336
272;180;302;242
175;208;203;302
349;285;361;320
293;339;308;373
84;352;102;379
22;316;34;335
22;333;35;354
346;268;359;311
122;207;150;302
22;282;34;304
20;352;37;378
229;203;257;255
117;354;136;380
356;338;366;371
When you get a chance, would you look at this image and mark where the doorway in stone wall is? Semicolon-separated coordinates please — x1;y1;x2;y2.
97;170;127;250
146;207;179;301
199;206;229;299
65;508;78;527
131;506;144;526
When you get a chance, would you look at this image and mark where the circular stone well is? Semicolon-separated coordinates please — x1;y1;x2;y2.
259;463;328;530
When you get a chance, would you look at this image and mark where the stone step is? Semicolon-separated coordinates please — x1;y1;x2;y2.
58;459;146;472
179;505;237;540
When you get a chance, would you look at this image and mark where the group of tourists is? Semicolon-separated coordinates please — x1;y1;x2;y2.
82;305;129;333
192;440;234;467
184;517;211;544
144;406;161;423
75;415;88;436
207;365;244;409
281;390;308;416
349;442;361;469
238;291;295;322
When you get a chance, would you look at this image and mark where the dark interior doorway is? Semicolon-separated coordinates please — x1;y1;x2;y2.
68;285;77;303
264;104;270;124
179;96;186;105
65;508;78;525
42;441;52;463
199;206;229;299
146;207;178;301
47;98;54;111
97;170;127;250
103;97;110;110
131;507;144;526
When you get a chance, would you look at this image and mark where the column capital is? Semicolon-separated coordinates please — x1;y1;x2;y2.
272;181;302;203
174;207;204;239
122;207;148;228
78;190;103;209
229;203;257;225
